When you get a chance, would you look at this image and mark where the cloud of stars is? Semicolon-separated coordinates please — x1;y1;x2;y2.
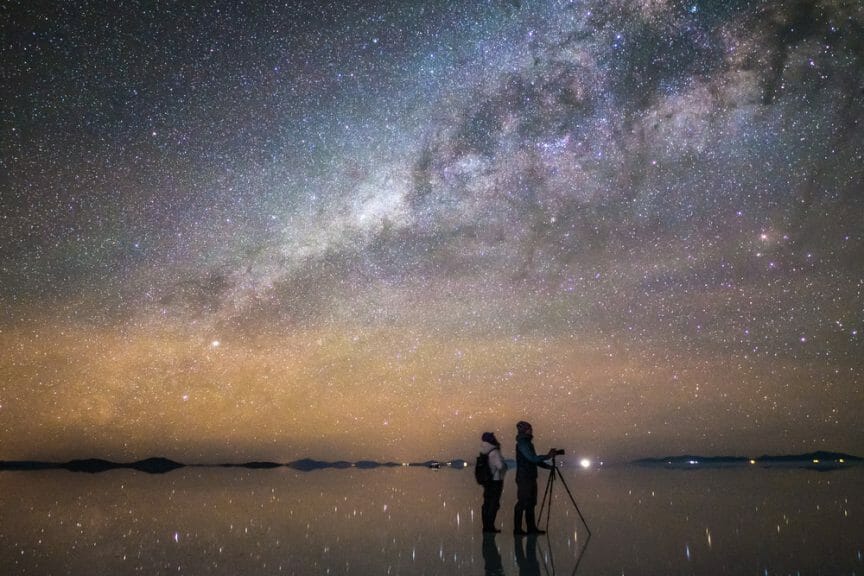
1;0;862;462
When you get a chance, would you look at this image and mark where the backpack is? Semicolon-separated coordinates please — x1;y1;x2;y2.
474;449;494;485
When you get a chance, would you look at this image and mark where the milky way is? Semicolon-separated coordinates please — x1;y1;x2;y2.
1;0;862;462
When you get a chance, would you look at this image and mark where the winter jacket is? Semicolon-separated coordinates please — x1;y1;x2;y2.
515;432;551;482
480;441;507;481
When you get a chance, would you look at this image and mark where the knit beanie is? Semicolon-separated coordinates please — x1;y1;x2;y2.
481;432;499;446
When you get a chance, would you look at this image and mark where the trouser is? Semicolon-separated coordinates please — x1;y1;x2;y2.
482;480;504;530
482;532;505;575
514;478;538;531
515;533;541;576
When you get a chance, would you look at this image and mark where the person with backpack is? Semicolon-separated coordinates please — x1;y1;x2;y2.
477;431;507;533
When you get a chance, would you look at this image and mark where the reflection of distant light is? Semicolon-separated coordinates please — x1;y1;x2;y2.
579;458;591;469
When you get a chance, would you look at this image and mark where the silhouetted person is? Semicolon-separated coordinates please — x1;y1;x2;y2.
482;532;505;576
514;533;542;576
480;431;507;533
514;420;554;535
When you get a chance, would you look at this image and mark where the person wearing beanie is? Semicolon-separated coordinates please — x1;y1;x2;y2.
479;431;507;533
513;421;555;536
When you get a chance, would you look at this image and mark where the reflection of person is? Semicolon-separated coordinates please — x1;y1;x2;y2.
514;421;554;535
482;532;505;576
514;533;542;576
480;431;507;533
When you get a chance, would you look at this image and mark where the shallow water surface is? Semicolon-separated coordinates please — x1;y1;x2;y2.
1;466;861;575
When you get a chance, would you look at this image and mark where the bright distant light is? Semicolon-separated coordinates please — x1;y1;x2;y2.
210;340;220;348
579;458;592;469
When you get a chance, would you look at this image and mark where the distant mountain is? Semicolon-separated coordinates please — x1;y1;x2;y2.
0;461;61;471
218;461;283;469
0;458;186;474
66;458;118;473
756;450;861;463
634;455;748;466
409;460;442;468
129;458;185;473
634;451;862;469
285;459;353;470
288;458;334;471
0;458;446;472
6;451;857;474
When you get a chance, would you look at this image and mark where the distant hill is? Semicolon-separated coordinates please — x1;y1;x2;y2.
0;458;186;474
356;460;400;469
130;457;185;473
0;457;463;473
217;461;283;469
634;455;748;466
288;458;352;470
756;450;862;463
5;451;858;474
634;451;862;470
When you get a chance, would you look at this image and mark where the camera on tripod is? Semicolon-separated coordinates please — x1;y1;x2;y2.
538;447;591;537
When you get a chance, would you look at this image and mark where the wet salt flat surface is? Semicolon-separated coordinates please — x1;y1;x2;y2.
1;466;862;575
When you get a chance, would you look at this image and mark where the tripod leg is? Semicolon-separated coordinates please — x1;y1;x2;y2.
537;466;554;529
570;531;592;576
554;467;591;536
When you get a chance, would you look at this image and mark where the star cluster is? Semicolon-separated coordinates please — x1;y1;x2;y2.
1;0;861;462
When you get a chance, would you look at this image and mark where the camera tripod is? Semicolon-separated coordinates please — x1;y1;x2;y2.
537;455;591;536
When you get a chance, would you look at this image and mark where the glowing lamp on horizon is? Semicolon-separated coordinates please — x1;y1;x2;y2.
579;458;592;469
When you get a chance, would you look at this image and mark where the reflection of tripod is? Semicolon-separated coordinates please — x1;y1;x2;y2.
537;456;592;575
537;456;591;536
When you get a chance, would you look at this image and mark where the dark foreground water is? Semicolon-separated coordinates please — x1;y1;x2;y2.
1;466;861;575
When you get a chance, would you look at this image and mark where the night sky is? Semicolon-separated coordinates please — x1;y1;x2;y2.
1;0;862;463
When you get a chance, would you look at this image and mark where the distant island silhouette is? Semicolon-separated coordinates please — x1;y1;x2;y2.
633;451;862;470
0;457;465;474
0;451;860;474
